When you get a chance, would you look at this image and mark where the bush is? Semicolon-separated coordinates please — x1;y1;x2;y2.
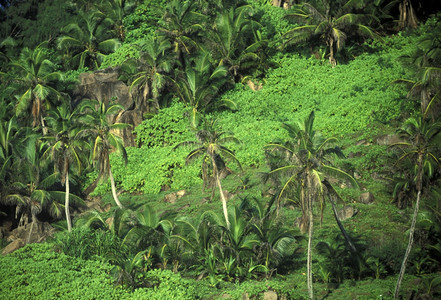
0;243;127;299
53;227;126;261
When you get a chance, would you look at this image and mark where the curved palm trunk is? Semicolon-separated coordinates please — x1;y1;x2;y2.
109;166;124;209
212;156;230;229
65;170;72;232
306;175;314;300
307;207;314;300
328;194;357;253
394;189;421;298
394;157;423;299
216;172;230;229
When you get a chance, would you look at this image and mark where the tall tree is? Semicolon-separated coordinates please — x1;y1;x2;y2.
79;99;130;209
391;115;441;299
205;4;266;82
171;53;230;125
57;10;120;70
97;0;137;41
8;43;62;132
284;0;378;65
264;111;359;299
157;0;207;68
175;118;242;228
122;36;173;112
42;100;86;232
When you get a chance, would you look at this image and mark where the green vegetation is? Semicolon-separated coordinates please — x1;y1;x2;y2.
1;0;441;299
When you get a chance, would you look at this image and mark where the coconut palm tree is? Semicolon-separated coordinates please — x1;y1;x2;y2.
122;36;173;112
264;111;359;300
157;0;207;68
57;10;120;70
205;4;267;82
79;99;130;209
394;23;441;118
391;115;441;299
171;53;230;124
97;0;137;41
8;43;63;132
4;129;83;241
42;100;87;232
175;118;242;228
284;0;378;65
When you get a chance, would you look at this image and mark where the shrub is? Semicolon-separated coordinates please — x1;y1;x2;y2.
53;227;127;261
0;243;127;299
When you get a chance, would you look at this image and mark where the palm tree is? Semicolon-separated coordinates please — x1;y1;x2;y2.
207;5;267;82
284;0;378;65
242;196;298;272
391;115;441;299
394;24;441;118
175;118;242;228
9;43;63;132
97;0;137;41
4;130;83;241
205;4;267;82
122;36;173;112
264;111;359;300
57;10;121;70
79;99;130;209
171;53;230;123
157;0;207;68
42;100;87;232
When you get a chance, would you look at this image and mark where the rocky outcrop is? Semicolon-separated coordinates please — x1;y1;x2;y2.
2;220;55;255
73;67;149;147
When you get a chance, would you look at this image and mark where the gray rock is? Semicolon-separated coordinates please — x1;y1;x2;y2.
164;193;178;204
73;68;149;147
264;290;278;300
2;221;55;254
2;239;24;255
337;205;358;221
359;192;375;204
375;134;402;146
176;190;188;198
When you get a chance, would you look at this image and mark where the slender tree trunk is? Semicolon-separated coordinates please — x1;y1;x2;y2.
109;166;124;209
394;157;423;299
306;174;314;300
329;38;336;67
27;213;36;244
399;0;418;30
212;156;230;228
216;169;230;229
307;207;314;300
394;189;421;299
328;194;357;253
65;170;72;232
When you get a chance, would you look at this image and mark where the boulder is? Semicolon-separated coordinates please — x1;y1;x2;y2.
375;134;402;146
337;205;358;221
176;190;188;198
164;190;188;204
359;192;375;205
2;221;55;254
73;67;149;147
164;193;178;204
2;239;24;255
264;290;278;300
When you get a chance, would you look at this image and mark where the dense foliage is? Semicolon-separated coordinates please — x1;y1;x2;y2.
1;0;441;299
